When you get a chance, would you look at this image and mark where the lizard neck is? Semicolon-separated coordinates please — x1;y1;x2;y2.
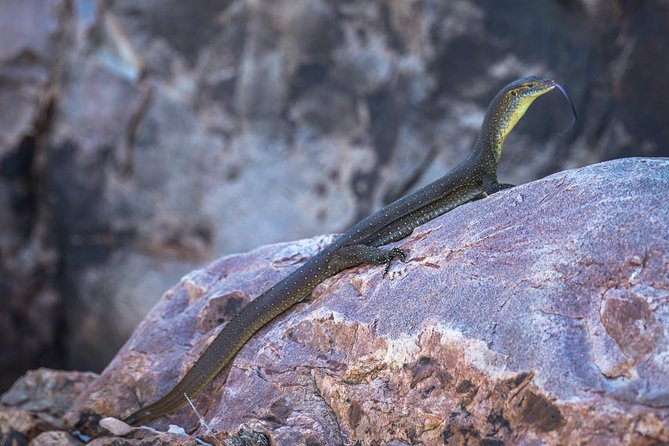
471;109;505;179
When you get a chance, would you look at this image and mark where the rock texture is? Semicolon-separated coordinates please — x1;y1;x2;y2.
0;368;98;444
3;0;669;398
0;0;70;396
58;158;669;445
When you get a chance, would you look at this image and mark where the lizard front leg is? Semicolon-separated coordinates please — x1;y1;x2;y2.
329;244;406;276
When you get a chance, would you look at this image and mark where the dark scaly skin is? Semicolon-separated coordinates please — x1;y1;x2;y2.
122;76;558;425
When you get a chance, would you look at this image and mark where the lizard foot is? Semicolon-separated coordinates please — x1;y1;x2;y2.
383;247;406;277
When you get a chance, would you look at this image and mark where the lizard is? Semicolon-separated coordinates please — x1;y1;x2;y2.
122;76;574;426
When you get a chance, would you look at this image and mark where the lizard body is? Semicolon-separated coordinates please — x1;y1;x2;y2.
123;76;563;425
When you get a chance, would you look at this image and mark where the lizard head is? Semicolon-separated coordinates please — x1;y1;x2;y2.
481;76;575;162
491;77;556;152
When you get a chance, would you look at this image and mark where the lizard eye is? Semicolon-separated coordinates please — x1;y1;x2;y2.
511;90;518;96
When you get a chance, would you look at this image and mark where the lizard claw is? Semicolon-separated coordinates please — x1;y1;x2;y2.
383;247;406;277
390;247;406;262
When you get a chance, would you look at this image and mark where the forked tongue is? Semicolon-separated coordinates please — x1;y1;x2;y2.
555;83;577;133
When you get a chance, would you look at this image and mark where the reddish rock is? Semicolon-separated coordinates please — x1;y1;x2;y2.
66;158;669;445
0;407;42;445
1;368;97;418
0;369;97;444
30;431;81;446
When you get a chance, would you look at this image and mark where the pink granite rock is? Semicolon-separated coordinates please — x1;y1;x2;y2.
63;158;669;445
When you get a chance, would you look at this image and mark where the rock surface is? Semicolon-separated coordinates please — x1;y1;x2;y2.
0;368;98;445
0;0;70;396
3;0;669;390
57;158;669;445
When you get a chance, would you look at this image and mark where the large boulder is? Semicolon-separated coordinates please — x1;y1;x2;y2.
61;158;669;445
3;0;669;391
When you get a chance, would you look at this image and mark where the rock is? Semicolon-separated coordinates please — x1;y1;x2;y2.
0;0;63;153
0;368;97;444
0;0;69;394
67;158;669;445
1;368;98;420
3;0;669;405
0;407;42;445
30;431;81;446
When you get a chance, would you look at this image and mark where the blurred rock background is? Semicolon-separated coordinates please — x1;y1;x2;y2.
0;0;667;392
